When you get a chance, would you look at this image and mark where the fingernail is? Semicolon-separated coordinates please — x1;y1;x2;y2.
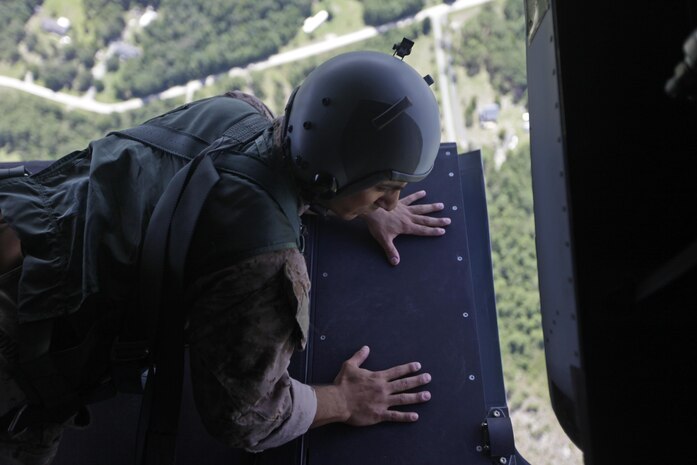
423;373;432;382
411;413;419;421
436;203;444;209
437;228;445;234
414;362;421;370
390;257;399;265
422;391;431;401
444;218;451;225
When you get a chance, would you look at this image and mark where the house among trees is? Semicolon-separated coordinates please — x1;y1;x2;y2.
138;6;158;27
303;10;329;33
41;17;70;36
479;102;500;128
110;42;142;60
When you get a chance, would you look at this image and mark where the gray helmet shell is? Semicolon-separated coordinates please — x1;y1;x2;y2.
285;50;441;198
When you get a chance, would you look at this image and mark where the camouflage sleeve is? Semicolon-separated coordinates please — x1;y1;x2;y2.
186;248;315;452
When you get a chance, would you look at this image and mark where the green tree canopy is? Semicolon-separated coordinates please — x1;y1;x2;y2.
361;0;424;26
114;0;312;98
455;0;527;102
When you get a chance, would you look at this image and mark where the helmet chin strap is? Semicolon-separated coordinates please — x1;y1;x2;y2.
308;202;331;217
295;180;334;217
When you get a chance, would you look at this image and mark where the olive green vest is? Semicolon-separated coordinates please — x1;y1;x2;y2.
0;96;302;323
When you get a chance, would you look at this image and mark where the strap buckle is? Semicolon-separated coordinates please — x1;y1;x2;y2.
110;338;151;394
111;338;151;364
6;404;29;436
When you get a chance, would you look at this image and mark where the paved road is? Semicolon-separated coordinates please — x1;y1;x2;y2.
425;0;490;149
0;0;490;126
429;9;456;143
0;75;143;114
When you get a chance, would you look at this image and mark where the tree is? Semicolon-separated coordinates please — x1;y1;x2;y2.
114;0;312;97
73;68;94;92
0;91;114;160
42;60;79;92
483;141;542;370
84;0;127;47
454;2;528;102
0;0;41;63
361;0;424;26
106;55;120;72
422;17;431;36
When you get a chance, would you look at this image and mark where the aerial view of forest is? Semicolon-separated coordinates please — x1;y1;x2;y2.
0;1;582;463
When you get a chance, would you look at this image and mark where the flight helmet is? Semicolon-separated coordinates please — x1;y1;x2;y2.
283;41;441;199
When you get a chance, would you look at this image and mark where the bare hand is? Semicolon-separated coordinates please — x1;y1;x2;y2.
334;346;432;426
361;190;451;266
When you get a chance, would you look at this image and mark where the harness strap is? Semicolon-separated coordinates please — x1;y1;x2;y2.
207;140;302;242
110;112;276;393
135;150;220;465
115;110;299;244
111;125;209;160
126;108;276;465
222;114;271;145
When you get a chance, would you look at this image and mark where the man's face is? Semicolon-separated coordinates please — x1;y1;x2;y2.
324;181;407;220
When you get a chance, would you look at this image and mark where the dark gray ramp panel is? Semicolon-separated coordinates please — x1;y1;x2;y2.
35;144;527;464
302;146;527;465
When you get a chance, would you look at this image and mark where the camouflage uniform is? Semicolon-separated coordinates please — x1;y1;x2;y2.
187;248;314;451
0;248;315;462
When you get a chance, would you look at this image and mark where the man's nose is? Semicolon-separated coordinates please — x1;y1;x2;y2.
376;191;400;211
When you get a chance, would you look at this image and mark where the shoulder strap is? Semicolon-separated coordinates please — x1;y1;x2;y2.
135;149;220;465
117;109;300;241
209;141;301;241
129;109;275;465
110;101;271;161
110;124;209;160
